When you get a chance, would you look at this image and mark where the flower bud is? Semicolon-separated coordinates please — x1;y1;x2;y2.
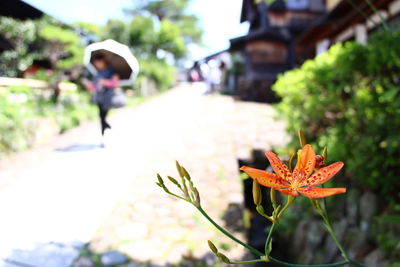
252;179;262;205
176;161;184;178
167;176;179;185
298;129;307;147
322;146;328;163
181;166;191;180
217;252;230;264
270;188;277;207
208;240;218;254
256;205;265;215
288;151;296;172
315;155;326;169
157;174;164;185
193;187;201;206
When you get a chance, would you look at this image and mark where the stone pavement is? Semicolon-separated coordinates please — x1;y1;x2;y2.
0;83;289;266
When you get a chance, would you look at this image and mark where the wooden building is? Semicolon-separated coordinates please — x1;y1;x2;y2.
229;0;326;102
297;0;400;55
229;0;400;102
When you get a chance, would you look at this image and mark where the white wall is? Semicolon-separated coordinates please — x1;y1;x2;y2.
316;39;330;55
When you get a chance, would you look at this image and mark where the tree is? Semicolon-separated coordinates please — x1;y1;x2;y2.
101;19;129;45
0;17;41;76
0;16;84;77
126;16;156;56
125;0;202;48
39;23;84;69
99;0;203;91
73;22;101;35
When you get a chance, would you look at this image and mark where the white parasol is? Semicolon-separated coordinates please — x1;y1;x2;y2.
84;39;139;86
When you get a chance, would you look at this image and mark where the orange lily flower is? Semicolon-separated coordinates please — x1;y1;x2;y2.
240;145;346;198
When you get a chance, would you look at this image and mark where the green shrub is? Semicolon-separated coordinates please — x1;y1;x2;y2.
136;58;176;91
0;86;96;154
55;91;97;133
273;31;400;202
0;88;33;152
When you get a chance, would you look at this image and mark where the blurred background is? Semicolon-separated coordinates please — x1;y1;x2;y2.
0;0;399;266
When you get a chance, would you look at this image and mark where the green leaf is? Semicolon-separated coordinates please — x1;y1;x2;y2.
377;215;400;224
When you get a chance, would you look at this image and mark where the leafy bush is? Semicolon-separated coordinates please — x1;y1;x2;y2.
0;86;34;152
0;85;96;155
137;58;176;91
273;31;400;202
54;90;97;133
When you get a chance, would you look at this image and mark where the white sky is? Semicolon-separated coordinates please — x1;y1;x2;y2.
24;0;249;61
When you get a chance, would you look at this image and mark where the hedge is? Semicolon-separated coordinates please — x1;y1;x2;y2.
273;31;400;203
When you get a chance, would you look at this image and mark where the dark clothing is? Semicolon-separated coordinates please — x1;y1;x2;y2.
98;104;110;136
93;67;116;136
94;67;116;91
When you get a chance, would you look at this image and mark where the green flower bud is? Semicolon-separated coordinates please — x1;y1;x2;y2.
270;188;277;209
176;161;184;178
193;187;201;206
256;205;265;215
288;151;296;172
217;253;230;264
167;176;179;185
322;146;328;163
208;240;218;254
157;174;164;185
252;179;262;205
181;166;191;180
298;129;307;147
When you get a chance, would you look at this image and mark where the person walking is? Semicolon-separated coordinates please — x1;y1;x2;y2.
205;59;222;93
83;53;120;144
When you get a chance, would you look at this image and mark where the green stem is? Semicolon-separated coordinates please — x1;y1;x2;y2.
270;257;349;267
230;258;268;264
318;208;351;262
196;200;366;267
278;195;295;218
364;0;390;31
265;195;295;255
318;208;367;267
265;222;277;255
349;260;368;267
196;206;264;257
166;191;190;203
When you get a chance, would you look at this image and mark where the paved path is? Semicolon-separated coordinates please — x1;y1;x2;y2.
0;83;288;266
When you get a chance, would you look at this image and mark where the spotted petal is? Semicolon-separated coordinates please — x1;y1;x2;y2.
277;188;299;197
265;152;293;182
301;162;344;187
293;144;316;182
298;186;346;198
240;166;290;189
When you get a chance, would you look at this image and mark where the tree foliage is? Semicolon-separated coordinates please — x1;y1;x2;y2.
0;17;41;76
39;23;84;69
0;16;84;76
99;0;203;90
126;16;156;55
73;22;101;35
126;0;202;44
101;19;129;45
